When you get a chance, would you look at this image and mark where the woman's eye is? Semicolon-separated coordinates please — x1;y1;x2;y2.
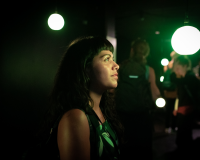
105;57;110;61
104;57;114;62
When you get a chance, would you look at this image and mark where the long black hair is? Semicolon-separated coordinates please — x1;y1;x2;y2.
38;36;124;145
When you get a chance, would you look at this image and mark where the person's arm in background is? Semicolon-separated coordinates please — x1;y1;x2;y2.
163;65;168;73
149;67;160;101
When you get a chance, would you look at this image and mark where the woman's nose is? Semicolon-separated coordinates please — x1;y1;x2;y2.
114;62;119;70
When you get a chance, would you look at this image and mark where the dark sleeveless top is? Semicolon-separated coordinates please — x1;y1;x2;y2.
84;108;120;160
21;107;120;160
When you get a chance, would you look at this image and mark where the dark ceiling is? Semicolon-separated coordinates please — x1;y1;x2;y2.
4;0;200;38
114;0;200;67
2;0;200;89
115;0;200;39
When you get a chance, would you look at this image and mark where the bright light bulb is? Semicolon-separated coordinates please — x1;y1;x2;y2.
171;26;200;55
161;58;169;66
48;13;64;30
160;76;164;82
156;98;166;108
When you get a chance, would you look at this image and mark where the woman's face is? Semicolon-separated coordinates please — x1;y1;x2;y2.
173;63;187;78
88;50;119;92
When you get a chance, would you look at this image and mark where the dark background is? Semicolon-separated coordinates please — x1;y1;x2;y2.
1;0;200;159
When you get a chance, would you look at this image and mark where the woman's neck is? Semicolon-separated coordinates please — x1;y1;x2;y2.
89;89;103;111
89;89;106;124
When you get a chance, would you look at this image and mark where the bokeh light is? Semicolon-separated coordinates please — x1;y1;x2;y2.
171;26;200;55
160;76;164;82
48;13;65;30
156;98;166;108
161;58;169;66
155;31;160;34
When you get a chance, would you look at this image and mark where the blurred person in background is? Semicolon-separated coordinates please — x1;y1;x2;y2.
115;38;160;160
162;51;180;133
192;55;200;80
171;55;200;157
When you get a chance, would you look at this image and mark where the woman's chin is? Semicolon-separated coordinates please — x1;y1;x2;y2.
109;85;118;89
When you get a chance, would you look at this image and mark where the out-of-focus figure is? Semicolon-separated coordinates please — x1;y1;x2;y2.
115;38;160;160
162;51;180;133
192;56;200;80
171;55;200;155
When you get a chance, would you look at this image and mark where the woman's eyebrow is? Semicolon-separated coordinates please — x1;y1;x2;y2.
100;54;113;58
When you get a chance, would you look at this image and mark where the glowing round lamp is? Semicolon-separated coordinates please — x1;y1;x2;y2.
160;76;164;82
156;98;166;108
171;26;200;55
48;13;64;30
161;58;169;66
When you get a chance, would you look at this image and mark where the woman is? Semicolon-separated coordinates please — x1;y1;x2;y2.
43;36;124;160
172;55;200;154
163;51;179;133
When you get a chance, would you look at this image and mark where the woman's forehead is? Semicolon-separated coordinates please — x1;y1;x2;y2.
98;50;113;56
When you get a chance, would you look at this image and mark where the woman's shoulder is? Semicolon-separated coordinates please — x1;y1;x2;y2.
57;108;90;136
57;108;90;149
60;109;88;125
57;109;90;159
